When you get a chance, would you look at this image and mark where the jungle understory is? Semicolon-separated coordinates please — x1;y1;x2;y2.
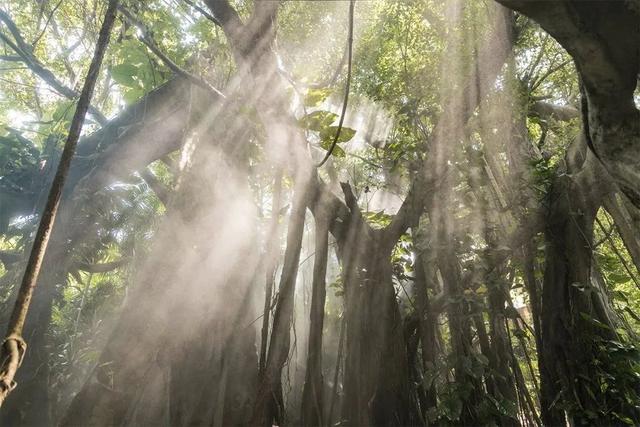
0;0;639;426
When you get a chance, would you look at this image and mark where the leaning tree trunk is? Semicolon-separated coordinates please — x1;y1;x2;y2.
0;1;118;419
0;77;195;426
0;215;74;427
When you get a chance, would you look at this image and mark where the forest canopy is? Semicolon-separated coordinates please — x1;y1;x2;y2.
0;0;639;426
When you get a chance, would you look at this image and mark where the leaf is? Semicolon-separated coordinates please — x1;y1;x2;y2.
298;110;337;131
110;63;139;88
320;126;356;144
304;88;331;107
123;88;144;104
624;307;640;322
609;272;630;284
476;284;488;295
52;101;76;123
612;413;635;425
579;312;613;330
319;138;345;157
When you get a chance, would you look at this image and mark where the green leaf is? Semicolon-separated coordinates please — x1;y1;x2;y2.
123;87;144;104
319;137;345;157
110;63;139;88
298;110;337;131
52;101;76;123
609;272;630;284
476;284;488;295
304;88;331;107
320;126;356;143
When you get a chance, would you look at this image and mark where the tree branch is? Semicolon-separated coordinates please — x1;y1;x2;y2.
117;6;225;98
529;100;579;122
0;9;107;125
140;168;171;206
181;0;221;27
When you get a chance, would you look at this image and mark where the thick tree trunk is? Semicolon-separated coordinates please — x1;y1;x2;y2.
259;172;283;375
0;269;62;426
340;232;417;426
0;78;194;426
604;194;640;274
62;117;260;425
333;184;418;426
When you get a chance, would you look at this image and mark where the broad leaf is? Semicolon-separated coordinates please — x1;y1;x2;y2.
298;110;337;131
110;63;139;88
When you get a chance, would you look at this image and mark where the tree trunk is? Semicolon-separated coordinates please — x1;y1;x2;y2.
495;0;640;206
62;117;260;425
603;194;640;274
540;145;620;425
340;232;417;426
259;171;283;375
252;185;307;426
332;184;418;426
485;236;518;425
413;249;438;420
301;215;329;426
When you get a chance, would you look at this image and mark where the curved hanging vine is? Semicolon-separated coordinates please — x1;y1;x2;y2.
315;0;355;168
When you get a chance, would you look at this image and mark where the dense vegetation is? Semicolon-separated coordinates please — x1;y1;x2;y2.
0;0;639;425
